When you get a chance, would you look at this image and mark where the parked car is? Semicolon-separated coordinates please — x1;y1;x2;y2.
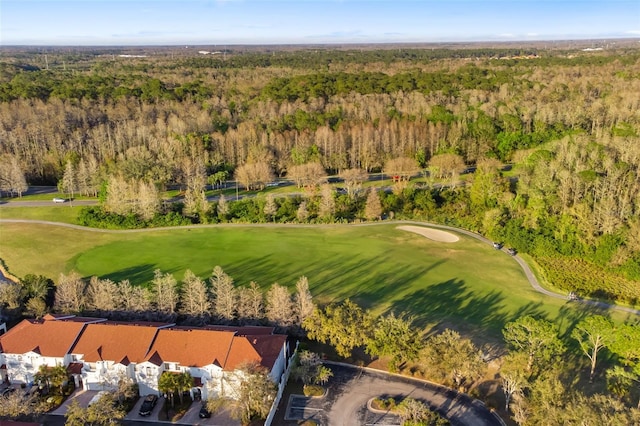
88;390;111;406
507;248;517;256
199;403;211;418
492;242;503;250
1;387;15;397
52;197;66;203
139;394;158;416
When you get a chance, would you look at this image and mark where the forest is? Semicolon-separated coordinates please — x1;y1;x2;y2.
0;44;640;423
1;45;639;306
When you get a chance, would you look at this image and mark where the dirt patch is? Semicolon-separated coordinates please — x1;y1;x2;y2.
397;225;459;243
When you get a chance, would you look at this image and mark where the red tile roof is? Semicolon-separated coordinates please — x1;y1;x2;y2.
70;321;169;363
225;334;287;371
145;328;237;367
1;316;286;374
0;318;88;357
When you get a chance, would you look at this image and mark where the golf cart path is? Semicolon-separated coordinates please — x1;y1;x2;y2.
1;218;638;316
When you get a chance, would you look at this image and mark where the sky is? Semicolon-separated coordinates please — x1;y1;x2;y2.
1;0;639;46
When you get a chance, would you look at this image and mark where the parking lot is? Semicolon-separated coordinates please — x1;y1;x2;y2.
50;389;238;425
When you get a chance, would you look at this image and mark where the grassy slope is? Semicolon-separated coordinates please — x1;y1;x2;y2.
0;206;82;224
1;219;620;341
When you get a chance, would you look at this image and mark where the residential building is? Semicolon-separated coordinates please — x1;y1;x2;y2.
0;314;291;400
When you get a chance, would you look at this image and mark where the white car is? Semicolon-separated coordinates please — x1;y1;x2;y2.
88;390;112;406
52;197;66;203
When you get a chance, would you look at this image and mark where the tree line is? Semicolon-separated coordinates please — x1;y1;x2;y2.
0;267;315;332
302;299;640;424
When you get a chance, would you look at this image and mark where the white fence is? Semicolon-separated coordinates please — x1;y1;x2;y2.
264;340;299;426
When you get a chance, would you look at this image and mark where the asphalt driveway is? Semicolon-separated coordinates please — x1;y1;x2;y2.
271;362;502;426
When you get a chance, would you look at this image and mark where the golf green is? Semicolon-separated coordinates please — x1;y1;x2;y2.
1;221;584;338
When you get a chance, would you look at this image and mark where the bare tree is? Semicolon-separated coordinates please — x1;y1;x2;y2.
265;283;294;327
217;193;229;219
384;157;420;181
288;162;327;189
318;185;335;222
0;155;28;197
54;271;86;314
237;281;264;323
60;160;77;200
151;269;178;315
263;193;277;222
180;269;211;317
339;167;368;199
137;180;160;221
86;276;118;312
210;266;237;321
117;279;151;313
294;276;315;325
235;161;274;190
296;201;309;222
364;187;382;221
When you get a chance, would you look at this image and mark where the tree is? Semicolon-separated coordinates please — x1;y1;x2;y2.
235;161;274;190
84;392;125;425
175;372;194;405
0;390;45;419
231;362;277;424
317;184;335;222
263;193;277;222
422;329;486;391
428;153;465;182
503;315;565;373
607;323;640;408
364;187;382;220
339;167;368;199
158;372;179;407
116;279;151;313
287;162;327;189
571;315;614;382
217;193;229;220
237;281;264;323
210;265;237;321
293;276;315;326
151;269;178;315
500;351;529;412
366;312;423;371
265;283;294;327
60;159;77;200
303;299;373;358
292;350;322;385
137;179;160;221
396;397;434;425
0;155;28;197
54;271;86;314
296;201;309;222
384;157;420;181
86;276;118;312
180;269;211;317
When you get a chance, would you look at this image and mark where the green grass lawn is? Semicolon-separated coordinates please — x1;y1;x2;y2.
0;206;83;224
1;220;622;341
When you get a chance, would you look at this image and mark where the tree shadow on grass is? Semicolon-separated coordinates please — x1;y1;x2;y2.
98;264;158;285
385;279;513;341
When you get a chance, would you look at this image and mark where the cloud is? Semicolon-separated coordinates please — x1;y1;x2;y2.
625;30;640;35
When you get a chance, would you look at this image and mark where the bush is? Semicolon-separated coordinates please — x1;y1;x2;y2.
303;385;324;397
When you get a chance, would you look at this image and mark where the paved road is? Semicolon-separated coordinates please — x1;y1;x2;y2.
275;362;503;426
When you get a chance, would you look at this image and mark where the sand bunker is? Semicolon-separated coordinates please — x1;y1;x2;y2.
397;225;460;243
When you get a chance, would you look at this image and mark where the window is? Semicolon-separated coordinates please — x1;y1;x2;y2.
146;367;152;376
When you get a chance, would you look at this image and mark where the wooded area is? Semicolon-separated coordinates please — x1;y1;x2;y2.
4;45;638;305
1;45;639;423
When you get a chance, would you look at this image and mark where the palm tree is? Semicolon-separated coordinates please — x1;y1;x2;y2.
157;372;178;407
176;372;193;404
